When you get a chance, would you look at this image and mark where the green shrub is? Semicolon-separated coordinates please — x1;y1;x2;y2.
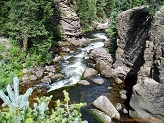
0;77;88;123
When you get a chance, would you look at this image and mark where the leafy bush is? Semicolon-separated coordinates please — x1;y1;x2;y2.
0;77;88;123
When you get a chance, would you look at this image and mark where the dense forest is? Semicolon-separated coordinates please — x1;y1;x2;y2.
0;0;163;122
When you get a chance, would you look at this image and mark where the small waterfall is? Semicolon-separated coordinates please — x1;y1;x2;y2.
48;33;106;92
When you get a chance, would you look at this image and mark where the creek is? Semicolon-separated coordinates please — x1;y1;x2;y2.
0;30;130;123
46;30;129;123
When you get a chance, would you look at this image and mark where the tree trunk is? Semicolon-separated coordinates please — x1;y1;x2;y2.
23;37;28;52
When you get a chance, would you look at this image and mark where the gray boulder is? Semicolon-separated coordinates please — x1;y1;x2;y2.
129;78;164;121
92;78;104;85
35;70;43;78
45;66;55;72
53;56;63;63
82;68;98;79
41;76;51;84
30;75;37;81
51;74;64;80
77;80;90;86
93;96;120;120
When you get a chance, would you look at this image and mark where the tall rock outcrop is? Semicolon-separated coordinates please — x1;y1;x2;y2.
53;0;81;39
114;6;164;122
114;6;152;78
129;6;164;122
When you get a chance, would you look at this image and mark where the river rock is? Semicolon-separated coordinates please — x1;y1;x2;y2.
120;94;127;100
78;80;90;86
92;78;104;85
129;77;164;121
35;70;43;78
123;109;128;114
104;38;111;47
67;37;91;47
51;74;64;80
82;68;98;79
48;72;55;77
100;65;112;78
45;66;55;72
114;77;123;84
90;109;111;123
53;56;63;63
41;76;51;84
119;90;127;95
30;75;37;81
116;103;122;111
93;96;120;120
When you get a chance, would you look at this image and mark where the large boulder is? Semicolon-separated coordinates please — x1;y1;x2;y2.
129;78;164;121
93;96;120;120
89;48;114;78
82;68;98;79
67;37;91;47
90;109;111;123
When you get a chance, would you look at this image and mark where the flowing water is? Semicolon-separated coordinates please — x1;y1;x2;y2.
46;31;129;122
0;30;130;122
48;41;104;92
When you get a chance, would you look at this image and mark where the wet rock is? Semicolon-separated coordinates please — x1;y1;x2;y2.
92;78;104;85
104;38;111;47
129;77;164;120
53;56;63;63
120;94;127;100
119;90;127;95
30;75;37;81
22;68;32;74
51;74;64;80
41;76;51;84
114;77;123;84
82;68;98;79
123;109;128;114
35;70;43;78
67;37;91;47
45;66;55;72
93;95;120;120
116;103;122;111
112;66;130;79
120;90;127;99
96;59;108;72
48;72;55;77
107;87;112;90
90;109;111;123
92;19;109;30
100;65;112;78
77;80;90;86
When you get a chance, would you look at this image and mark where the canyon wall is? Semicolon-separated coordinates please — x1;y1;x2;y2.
115;6;164;121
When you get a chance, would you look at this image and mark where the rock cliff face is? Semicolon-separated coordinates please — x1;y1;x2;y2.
114;6;152;78
53;0;81;38
114;6;164;121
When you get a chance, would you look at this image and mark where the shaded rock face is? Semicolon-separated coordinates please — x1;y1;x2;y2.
115;7;152;77
53;1;81;38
